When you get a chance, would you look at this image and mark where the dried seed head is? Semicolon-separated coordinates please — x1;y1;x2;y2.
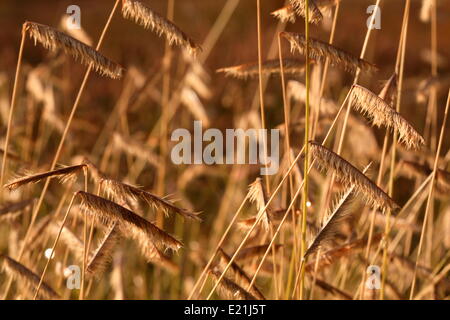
1;255;60;300
217;59;307;80
83;159;200;221
309;142;399;211
271;5;297;23
77;191;182;251
87;223;121;278
121;0;201;56
289;0;323;24
209;269;257;300
350;85;425;150
217;248;265;300
24;22;123;79
248;178;271;231
281;32;378;74
304;187;355;259
5;164;87;191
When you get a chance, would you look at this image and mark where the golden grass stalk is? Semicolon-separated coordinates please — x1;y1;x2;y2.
121;0;201;56
410;90;450;299
77;191;182;251
208;80;353;300
209;269;257;300
187;194;250;300
24;22;123;79
289;0;323;24
207;93;353;299
255;0;271;195
0;27;27;193
281;32;377;74
87;223;120;277
217;248;265;300
217;59;307;80
4;164;86;191
309;142;398;211
1;254;60;300
278;28;297;278
350;85;425;150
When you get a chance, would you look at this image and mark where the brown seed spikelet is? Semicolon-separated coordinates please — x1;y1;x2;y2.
281;32;378;74
121;0;201;56
304;187;355;259
102;179;201;221
87;223;121;277
248;178;271;230
136;239;179;274
289;0;323;24
350;85;425;150
77;191;182;251
1;254;60;300
217;59;307;80
217;248;265;300
273;1;339;23
5;164;87;191
305;165;370;259
209;269;257;300
309;142;399;211
84;159;199;221
271;5;297;23
305;233;383;272
140;242;180;274
24;22;123;79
